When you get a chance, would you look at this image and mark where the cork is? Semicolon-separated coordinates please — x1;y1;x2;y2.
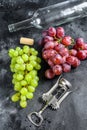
20;37;34;45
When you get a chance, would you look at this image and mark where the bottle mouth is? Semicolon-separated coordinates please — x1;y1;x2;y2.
8;24;16;32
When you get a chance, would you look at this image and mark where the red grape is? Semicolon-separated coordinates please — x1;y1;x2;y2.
59;48;69;57
76;38;84;44
44;41;55;49
47;58;54;67
72;57;80;67
73;44;79;50
54;41;58;46
56;27;65;38
69;49;77;56
76;41;85;50
83;44;87;50
66;56;76;65
42;50;49;59
44;36;53;43
54;43;64;52
42;49;57;60
76;50;86;60
42;47;45;52
52;54;63;65
52;65;62;75
45;69;55;79
42;30;48;37
47;49;57;58
40;26;87;79
75;38;85;50
84;50;87;57
48;27;56;37
38;38;44;46
62;36;72;46
62;56;67;64
62;63;71;72
73;43;85;51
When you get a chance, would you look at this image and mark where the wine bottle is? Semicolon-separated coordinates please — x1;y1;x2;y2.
8;0;87;32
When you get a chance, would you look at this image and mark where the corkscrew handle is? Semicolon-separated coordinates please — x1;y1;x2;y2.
28;112;43;127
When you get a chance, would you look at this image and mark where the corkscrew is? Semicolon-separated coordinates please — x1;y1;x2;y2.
28;76;77;126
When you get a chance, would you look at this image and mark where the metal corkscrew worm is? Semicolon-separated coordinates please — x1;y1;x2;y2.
27;76;76;126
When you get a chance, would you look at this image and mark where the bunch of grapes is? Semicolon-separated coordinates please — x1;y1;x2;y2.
40;26;87;79
8;46;41;108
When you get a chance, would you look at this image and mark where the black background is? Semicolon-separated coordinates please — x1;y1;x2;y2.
0;0;87;130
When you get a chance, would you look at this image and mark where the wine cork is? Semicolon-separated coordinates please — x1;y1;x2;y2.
20;37;34;45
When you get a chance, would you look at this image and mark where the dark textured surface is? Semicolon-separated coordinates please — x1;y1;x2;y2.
0;0;87;130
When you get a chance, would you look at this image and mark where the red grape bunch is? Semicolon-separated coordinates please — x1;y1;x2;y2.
39;26;87;79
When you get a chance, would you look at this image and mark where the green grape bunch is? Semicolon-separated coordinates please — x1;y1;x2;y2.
8;45;41;108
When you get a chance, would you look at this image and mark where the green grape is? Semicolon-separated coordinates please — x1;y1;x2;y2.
11;94;20;102
23;45;30;54
26;92;33;99
14;82;22;91
14;69;19;73
29;55;37;61
11;68;14;72
10;65;15;72
10;66;14;72
14;85;22;91
20;88;28;96
35;64;41;70
15;92;20;96
16;74;23;81
10;64;14;69
11;57;16;64
32;50;38;56
16;56;24;64
12;79;15;84
17;71;24;75
14;72;23;80
20;100;27;108
12;78;18;84
28;86;35;93
20;95;26;101
13;73;17;79
34;76;39;81
36;57;41;63
20;64;25;71
18;49;23;55
25;74;32;83
29;70;37;77
16;47;21;51
8;49;15;57
15;64;21;70
22;54;28;62
30;79;38;87
20;80;27;86
31;70;37;75
30;48;35;53
13;50;18;57
30;61;37;67
26;64;33;71
9;46;41;108
30;48;37;55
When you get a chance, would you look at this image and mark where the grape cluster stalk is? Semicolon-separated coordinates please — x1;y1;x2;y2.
8;45;41;108
40;26;87;79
